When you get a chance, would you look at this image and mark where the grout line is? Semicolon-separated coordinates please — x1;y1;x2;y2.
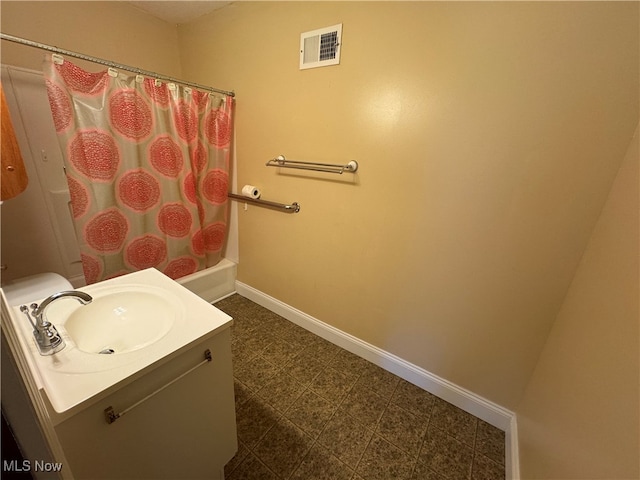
346;368;370;477
248;314;355;479
469;418;481;479
223;294;507;480
414;397;434;478
253;453;281;480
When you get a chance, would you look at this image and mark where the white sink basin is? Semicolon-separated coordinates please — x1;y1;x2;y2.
64;289;175;355
6;268;232;415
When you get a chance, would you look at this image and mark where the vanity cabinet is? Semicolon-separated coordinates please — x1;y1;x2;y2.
3;268;237;479
51;328;236;479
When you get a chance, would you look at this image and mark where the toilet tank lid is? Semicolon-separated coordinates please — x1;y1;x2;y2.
2;273;74;306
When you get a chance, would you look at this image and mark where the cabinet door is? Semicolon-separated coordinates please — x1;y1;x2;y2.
54;330;238;479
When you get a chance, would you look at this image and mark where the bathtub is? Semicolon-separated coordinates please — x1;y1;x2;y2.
9;259;237;306
176;258;237;304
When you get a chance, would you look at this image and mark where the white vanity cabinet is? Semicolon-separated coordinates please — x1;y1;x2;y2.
52;327;236;479
3;268;238;480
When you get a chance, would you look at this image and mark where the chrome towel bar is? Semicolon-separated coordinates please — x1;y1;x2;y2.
228;193;300;213
104;349;212;424
266;155;358;174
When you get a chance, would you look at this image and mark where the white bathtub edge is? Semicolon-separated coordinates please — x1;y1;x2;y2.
177;259;237;304
235;280;520;480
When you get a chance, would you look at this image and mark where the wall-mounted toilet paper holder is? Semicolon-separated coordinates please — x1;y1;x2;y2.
228;193;300;213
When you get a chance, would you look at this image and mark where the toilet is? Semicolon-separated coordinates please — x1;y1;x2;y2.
2;272;74;306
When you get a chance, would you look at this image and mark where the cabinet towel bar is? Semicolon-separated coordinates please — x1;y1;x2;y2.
266;155;358;174
104;349;212;424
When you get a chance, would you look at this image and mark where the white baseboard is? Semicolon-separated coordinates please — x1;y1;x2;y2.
235;281;520;479
507;414;520;480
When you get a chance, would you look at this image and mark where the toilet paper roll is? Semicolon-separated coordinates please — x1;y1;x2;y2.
241;184;261;199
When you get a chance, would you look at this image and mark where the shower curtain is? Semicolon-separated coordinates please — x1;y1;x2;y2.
44;55;233;284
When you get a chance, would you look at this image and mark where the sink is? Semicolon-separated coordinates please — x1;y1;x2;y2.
62;287;177;355
6;268;232;414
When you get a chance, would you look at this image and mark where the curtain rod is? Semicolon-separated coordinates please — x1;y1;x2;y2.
0;32;235;98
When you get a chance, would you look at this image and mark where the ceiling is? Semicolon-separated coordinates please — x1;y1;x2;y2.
127;1;231;25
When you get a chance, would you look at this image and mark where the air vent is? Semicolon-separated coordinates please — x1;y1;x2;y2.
300;24;342;70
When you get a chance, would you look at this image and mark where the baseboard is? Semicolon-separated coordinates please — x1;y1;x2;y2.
235;281;520;479
507;414;520;480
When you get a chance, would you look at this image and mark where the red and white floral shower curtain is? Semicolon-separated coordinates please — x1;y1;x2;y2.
44;55;233;284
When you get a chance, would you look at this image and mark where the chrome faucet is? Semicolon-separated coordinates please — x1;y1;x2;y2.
20;291;93;356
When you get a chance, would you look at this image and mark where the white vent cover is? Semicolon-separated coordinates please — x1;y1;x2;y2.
300;24;342;70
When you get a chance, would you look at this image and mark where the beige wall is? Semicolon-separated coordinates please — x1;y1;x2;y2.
516;128;639;479
0;1;181;75
178;1;638;409
1;1;638;476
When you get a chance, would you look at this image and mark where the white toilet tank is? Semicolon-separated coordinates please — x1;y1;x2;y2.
3;272;74;306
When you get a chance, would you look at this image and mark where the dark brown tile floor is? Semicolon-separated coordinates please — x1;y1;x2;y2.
215;294;505;480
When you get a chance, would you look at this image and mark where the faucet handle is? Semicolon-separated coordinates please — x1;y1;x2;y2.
19;305;37;330
29;302;48;325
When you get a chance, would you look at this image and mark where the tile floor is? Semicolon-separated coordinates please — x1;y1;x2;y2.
215;294;505;480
